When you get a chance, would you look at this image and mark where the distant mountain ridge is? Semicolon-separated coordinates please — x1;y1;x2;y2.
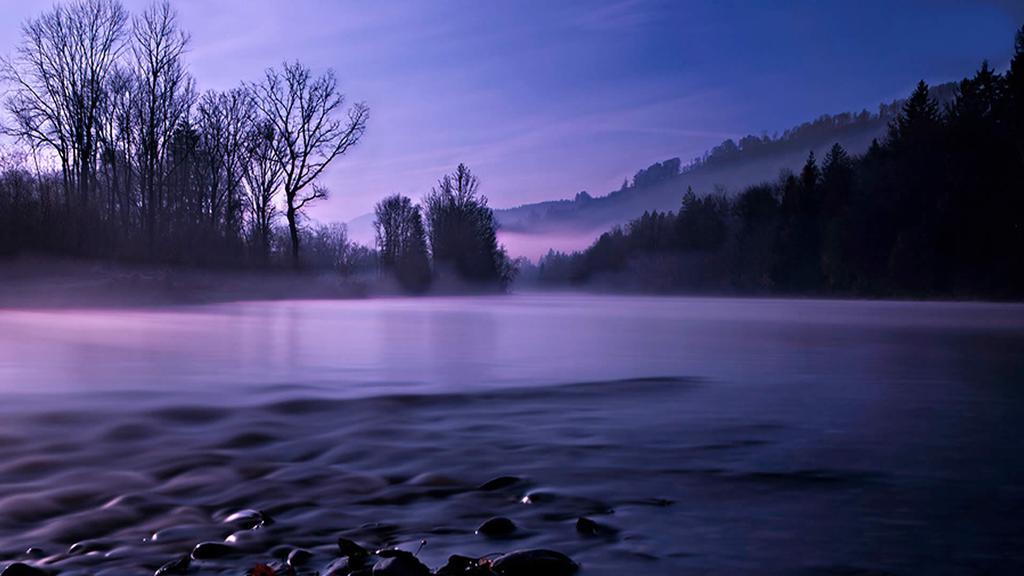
495;83;957;240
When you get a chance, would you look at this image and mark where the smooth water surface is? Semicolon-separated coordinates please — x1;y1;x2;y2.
0;294;1022;575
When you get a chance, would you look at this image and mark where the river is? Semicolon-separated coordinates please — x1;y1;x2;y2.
0;294;1022;575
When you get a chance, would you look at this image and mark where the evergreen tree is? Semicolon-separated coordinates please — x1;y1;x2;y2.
424;164;514;289
889;80;942;149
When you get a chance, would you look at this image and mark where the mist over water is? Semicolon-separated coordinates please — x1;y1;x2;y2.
1;295;1023;575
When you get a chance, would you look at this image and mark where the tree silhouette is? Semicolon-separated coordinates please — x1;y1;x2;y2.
374;194;431;292
248;61;368;267
424;164;514;289
1;0;128;237
243;119;283;264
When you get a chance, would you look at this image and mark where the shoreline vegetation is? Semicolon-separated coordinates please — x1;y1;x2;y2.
0;256;520;309
5;256;1024;311
0;0;1021;301
0;0;515;297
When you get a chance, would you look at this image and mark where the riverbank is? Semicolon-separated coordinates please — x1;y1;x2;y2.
0;257;522;309
0;257;374;309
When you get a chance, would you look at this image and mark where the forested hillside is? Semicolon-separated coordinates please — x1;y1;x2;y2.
531;34;1024;300
497;84;957;238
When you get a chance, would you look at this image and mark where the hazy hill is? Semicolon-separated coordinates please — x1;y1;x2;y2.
494;83;956;257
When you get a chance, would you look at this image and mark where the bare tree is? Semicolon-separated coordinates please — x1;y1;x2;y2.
249;61;368;267
374;194;431;292
129;0;194;253
375;194;418;268
190;88;253;252
243;117;282;263
97;64;137;231
1;0;128;215
218;88;254;242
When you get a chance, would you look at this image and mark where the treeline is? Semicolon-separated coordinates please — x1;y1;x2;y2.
373;164;515;292
536;29;1024;299
687;83;957;173
599;85;957;201
0;0;368;270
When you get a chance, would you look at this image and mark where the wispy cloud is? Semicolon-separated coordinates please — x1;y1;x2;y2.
572;0;663;32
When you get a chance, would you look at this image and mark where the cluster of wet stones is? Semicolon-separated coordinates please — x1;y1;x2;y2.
1;536;580;576
0;476;631;576
153;536;580;576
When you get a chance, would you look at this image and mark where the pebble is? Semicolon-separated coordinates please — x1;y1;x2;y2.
337;537;369;562
576;516;619;537
0;564;47;576
435;555;491;576
191;541;234;560
324;556;357;575
476;517;517;537
371;552;430;576
490;549;579;576
287;547;313;567
478;476;521;491
225;509;275;529
154;554;190;576
68;540;105;555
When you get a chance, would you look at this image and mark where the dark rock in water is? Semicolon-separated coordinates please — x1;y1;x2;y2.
371;552;430;576
575;516;619;537
0;564;47;576
22;549;44;559
337;537;369;562
491;549;578;576
225;508;274;529
372;553;428;569
68;540;106;555
478;476;521;491
154;554;191;576
191;541;235;559
325;556;359;576
287;547;313;567
226;528;275;553
435;555;492;576
476;517;517;537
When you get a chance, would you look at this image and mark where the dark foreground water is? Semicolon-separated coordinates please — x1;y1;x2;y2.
0;294;1022;575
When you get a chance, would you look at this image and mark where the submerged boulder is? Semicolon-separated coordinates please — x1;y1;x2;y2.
325;556;360;575
191;541;234;559
0;564;47;576
337;537;369;562
490;549;578;576
575;516;619;537
435;555;492;575
476;517;516;537
478;476;521;491
287;547;313;567
372;550;430;576
225;508;274;529
154;554;190;576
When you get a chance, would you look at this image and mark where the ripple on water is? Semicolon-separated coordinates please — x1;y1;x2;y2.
0;371;1020;574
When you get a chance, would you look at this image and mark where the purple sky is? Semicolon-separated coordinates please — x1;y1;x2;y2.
1;1;1021;224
